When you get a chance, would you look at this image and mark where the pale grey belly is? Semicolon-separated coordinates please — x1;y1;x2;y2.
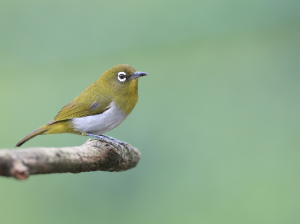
71;102;127;135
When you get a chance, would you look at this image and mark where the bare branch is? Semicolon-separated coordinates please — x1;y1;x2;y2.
0;139;141;180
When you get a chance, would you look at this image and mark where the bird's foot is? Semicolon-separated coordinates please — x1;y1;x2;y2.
86;133;130;150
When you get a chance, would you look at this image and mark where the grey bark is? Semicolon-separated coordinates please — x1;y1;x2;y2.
0;139;141;180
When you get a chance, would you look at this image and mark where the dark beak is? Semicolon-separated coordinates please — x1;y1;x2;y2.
131;71;148;79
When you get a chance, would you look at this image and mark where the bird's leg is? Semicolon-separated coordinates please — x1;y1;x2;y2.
100;134;132;150
85;133;110;141
85;133;130;150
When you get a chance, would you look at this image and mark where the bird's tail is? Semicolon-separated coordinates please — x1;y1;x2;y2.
15;124;50;147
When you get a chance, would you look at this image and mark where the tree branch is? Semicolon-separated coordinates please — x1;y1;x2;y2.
0;139;141;180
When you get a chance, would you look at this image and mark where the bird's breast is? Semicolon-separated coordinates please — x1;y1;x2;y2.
71;101;127;135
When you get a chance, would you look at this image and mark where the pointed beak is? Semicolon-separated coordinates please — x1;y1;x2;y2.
131;71;148;79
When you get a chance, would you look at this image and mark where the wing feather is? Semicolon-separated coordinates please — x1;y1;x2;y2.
53;78;112;122
54;97;111;122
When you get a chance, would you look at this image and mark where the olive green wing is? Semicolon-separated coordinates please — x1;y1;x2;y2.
53;96;111;122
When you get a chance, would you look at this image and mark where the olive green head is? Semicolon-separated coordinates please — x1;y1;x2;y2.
99;64;148;93
92;64;148;114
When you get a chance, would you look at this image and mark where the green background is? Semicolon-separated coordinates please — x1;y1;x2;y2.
1;1;300;223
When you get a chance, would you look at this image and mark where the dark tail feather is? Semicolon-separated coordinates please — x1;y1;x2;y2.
15;125;48;147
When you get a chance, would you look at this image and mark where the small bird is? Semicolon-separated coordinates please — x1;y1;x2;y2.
16;64;148;147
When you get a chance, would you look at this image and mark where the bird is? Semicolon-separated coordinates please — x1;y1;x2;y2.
16;64;148;147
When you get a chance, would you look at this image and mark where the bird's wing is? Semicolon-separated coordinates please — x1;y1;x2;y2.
53;96;111;122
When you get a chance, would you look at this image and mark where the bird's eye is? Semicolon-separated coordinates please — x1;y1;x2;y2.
117;72;127;82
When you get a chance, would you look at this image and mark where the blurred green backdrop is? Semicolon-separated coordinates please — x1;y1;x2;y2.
1;0;300;223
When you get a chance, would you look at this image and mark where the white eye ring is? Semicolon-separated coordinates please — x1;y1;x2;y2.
117;72;127;82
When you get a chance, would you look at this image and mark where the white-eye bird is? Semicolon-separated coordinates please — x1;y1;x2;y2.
16;64;148;147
